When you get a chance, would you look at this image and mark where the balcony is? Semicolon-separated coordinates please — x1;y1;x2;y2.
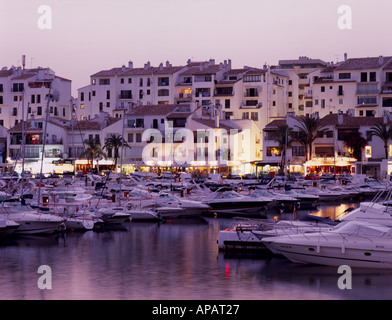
195;90;211;98
177;93;192;99
119;92;133;99
356;83;379;95
381;82;392;94
214;88;234;97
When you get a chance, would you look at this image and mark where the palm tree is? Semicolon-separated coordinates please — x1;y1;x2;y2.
343;132;368;161
79;138;107;173
369;123;392;159
272;124;293;175
103;134;131;171
295;115;326;161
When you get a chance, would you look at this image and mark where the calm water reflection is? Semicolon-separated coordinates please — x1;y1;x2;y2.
2;203;392;300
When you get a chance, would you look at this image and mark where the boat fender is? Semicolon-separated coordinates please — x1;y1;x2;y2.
316;245;320;253
341;244;345;254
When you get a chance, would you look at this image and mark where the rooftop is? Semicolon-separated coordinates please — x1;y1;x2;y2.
335;56;392;71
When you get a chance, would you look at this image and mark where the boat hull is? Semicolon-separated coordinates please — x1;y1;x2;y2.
263;241;392;269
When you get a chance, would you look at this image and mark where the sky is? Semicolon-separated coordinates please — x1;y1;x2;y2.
1;0;391;96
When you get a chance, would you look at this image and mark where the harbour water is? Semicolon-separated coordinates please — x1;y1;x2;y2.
1;202;392;301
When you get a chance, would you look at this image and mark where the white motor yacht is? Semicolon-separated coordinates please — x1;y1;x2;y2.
146;193;210;217
0;204;65;234
64;216;96;231
217;215;337;252
304;187;345;202
93;207;132;225
262;221;392;269
0;218;19;236
204;190;273;217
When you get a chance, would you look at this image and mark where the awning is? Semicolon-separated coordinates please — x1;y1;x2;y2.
305;157;356;167
253;161;281;167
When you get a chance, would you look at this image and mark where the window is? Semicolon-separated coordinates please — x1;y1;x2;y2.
267;147;280;157
224;112;233;120
326;131;333;138
120;90;132;99
358;96;377;105
12;83;24;92
12;108;17;116
361;72;368;82
242;112;249;119
321;99;325;108
292;146;305;157
99;79;110;85
80;92;84;101
338;85;343;96
120;78;124;84
127;119;144;128
128;133;133;143
225;99;230;108
339;73;351;79
158;77;169;86
106;90;110;99
251;112;258;121
128;78;132;84
370;72;376;82
147;78;151;86
37;106;42;115
0;96;2;104
136;133;142;143
339;99;343;104
31;95;35;103
37;95;41;103
315;99;319;105
158;89;169;96
288;80;292;85
243;75;261;82
139;78;143;87
366;110;374;117
106;102;110;108
80;104;84;109
321;86;325;92
288;91;292;97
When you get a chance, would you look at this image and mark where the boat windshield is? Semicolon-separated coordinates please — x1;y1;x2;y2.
334;221;392;238
159;193;179;201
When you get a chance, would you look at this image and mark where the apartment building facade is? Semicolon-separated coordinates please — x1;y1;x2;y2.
0;66;72;129
307;55;392;119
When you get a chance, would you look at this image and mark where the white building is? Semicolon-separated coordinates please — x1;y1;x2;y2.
308;55;392;118
0;65;72;129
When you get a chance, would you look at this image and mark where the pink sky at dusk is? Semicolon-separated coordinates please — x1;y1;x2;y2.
1;0;391;96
